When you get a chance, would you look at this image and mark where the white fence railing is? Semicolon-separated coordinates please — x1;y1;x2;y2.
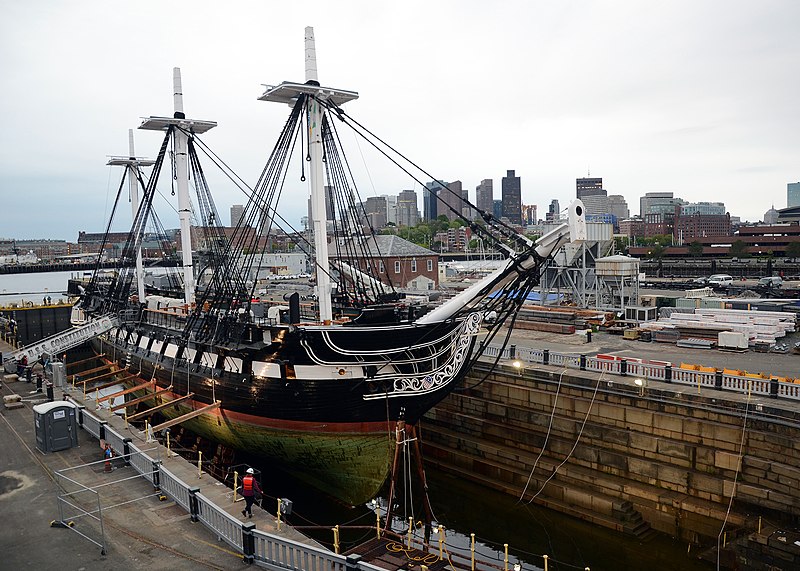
487;343;798;402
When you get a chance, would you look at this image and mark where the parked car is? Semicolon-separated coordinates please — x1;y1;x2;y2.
758;276;783;288
708;274;734;287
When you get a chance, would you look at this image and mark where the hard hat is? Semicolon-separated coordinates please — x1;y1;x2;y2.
246;468;254;474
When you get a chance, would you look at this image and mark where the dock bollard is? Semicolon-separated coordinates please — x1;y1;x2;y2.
277;498;282;531
332;525;340;554
233;471;239;504
408;516;413;548
543;554;549;571
438;525;444;559
198;451;202;479
504;543;508;571
46;382;54;402
470;533;475;571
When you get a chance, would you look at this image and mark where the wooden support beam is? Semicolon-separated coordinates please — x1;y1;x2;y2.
147;401;221;434
77;367;128;385
69;363;113;382
109;386;173;412
126;393;194;422
96;380;155;403
65;354;105;369
88;373;139;394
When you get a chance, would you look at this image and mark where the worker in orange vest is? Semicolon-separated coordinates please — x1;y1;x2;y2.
241;467;262;518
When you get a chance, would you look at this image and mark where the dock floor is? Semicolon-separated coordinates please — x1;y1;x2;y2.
0;340;322;570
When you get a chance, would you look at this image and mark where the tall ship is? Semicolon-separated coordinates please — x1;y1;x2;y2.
46;28;586;505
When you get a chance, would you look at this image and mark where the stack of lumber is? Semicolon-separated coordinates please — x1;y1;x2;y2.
639;307;796;344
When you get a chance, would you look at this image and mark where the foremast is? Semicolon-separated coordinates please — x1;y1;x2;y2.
106;129;155;303
139;68;217;306
258;26;359;323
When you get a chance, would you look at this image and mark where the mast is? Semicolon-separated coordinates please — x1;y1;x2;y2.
139;68;217;306
258;26;359;323
305;28;333;322
107;130;155;303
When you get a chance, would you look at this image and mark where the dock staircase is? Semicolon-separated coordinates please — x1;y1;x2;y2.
613;500;658;541
5;313;119;370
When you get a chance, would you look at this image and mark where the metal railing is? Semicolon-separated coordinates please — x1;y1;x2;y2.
66;401;384;570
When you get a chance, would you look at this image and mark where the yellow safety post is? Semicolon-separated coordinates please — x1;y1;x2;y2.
470;533;475;571
233;471;239;504
166;431;172;457
333;525;340;554
438;525;444;559
374;501;381;539
543;554;549;571
124;409;128;429
198;451;203;479
504;543;508;571
758;516;762;534
277;498;282;531
83;380;87;400
407;516;413;548
144;420;149;440
723;531;727;548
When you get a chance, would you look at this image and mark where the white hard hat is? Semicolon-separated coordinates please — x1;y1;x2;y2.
246;468;254;474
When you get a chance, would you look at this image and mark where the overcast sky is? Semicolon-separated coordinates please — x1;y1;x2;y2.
1;0;798;241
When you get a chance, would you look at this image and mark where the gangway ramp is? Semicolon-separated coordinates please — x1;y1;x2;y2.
8;314;118;366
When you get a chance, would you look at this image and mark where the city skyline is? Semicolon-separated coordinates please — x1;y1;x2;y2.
2;1;798;240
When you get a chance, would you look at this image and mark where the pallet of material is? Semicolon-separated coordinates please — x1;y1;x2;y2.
513;320;576;334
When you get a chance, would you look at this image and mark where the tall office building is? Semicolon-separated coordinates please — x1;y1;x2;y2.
397;189;420;227
522;204;537;225
640;192;685;217
789;182;800;208
607;195;630;221
680;202;726;216
439;180;466;222
501;170;522;224
475;179;494;214
576;177;605;199
423;180;447;221
493;200;503;220
230;204;245;227
546;199;561;222
364;196;388;229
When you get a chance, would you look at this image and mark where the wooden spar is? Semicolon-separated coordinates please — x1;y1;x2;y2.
108;386;173;412
65;354;105;369
383;420;405;532
69;363;113;381
147;401;221;433
76;367;128;385
126;393;194;422
87;373;139;393
96;380;155;403
409;424;434;538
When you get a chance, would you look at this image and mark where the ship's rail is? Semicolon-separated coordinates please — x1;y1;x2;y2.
483;343;800;403
63;396;384;571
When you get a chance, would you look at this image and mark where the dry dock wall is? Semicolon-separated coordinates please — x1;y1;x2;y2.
423;361;800;543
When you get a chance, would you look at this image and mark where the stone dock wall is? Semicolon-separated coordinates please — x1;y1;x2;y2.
423;361;800;544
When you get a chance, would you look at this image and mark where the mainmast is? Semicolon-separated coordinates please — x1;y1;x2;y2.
139;68;217;305
258;26;359;323
107;129;155;303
